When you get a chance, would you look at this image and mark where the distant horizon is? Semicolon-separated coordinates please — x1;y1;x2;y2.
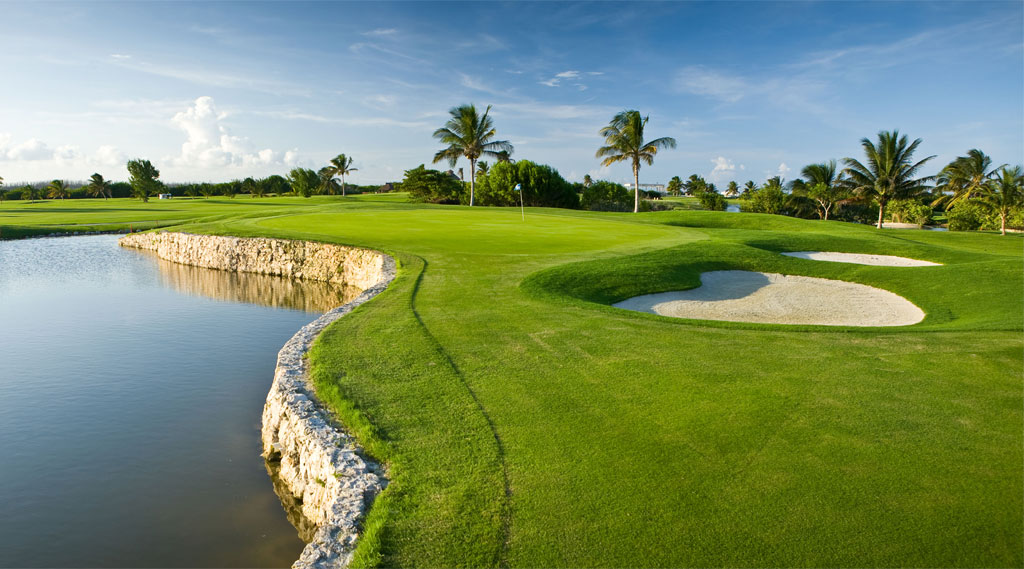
0;1;1020;186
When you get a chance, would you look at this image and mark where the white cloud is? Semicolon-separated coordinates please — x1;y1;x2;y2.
777;162;791;177
709;156;738;182
170;96;298;169
95;145;127;167
6;139;54;161
109;54;131;60
555;70;580;79
674;66;747;103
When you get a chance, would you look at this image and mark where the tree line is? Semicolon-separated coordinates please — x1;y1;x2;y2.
0;153;384;203
662;132;1022;234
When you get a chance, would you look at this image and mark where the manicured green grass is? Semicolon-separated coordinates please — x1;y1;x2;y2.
5;198;1021;567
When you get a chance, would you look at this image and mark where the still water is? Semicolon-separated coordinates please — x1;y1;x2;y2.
0;235;347;567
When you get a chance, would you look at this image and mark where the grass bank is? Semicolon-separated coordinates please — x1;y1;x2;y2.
6;197;1022;566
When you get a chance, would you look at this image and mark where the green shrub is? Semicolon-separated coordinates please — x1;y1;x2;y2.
581;181;631;211
740;180;786;214
947;202;986;231
888;199;934;225
474;160;578;209
695;190;727;211
402;165;464;204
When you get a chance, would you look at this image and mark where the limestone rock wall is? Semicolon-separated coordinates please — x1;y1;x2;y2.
119;231;395;569
119;231;386;291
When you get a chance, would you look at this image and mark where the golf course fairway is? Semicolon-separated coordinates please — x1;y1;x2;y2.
3;196;1021;567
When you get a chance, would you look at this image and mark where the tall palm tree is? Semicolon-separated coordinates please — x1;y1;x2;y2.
21;185;37;202
976;166;1023;235
47;180;69;200
791;160;849;220
932;149;1004;211
843;130;935;229
328;154;358;196
597;110;676;213
583;174;593;188
432;104;513;207
86;173;111;200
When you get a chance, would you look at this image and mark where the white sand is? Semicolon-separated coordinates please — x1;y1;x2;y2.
613;270;925;327
781;251;941;267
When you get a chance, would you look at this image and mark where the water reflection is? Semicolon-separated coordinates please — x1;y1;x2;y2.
265;459;318;543
132;250;363;313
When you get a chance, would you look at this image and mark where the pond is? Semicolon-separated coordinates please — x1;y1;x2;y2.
0;235;348;567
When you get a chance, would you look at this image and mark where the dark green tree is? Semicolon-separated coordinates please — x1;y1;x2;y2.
581;180;632;211
741;177;786;214
977;165;1024;235
47;180;69;200
402;164;464;204
474;160;578;208
933;149;1003;211
126;159;163;203
790;161;849;220
288;168;319;198
666;176;683;196
86;173;112;200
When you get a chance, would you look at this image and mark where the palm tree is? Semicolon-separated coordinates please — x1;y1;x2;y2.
742;181;757;197
432;103;513;207
21;185;36;202
791;160;849;221
583;174;593;188
476;161;489;179
86;173;111;200
597;110;676;213
47;180;69;200
724;181;740;198
0;175;5;203
976;166;1023;235
317;167;341;195
328;154;358;196
932;149;1004;211
844;130;935;229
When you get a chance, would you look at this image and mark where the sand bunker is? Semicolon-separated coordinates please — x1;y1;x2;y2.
613;271;925;326
781;251;941;266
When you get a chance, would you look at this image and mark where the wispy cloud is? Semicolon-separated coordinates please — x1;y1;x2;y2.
539;69;602;90
105;57;310;97
349;41;430;66
459;73;510;98
674;66;747;103
109;53;131;60
363;28;398;36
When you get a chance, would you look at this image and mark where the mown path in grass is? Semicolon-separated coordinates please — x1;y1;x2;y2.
6;197;1021;567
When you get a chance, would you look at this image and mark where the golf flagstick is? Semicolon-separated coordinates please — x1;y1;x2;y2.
515;183;524;221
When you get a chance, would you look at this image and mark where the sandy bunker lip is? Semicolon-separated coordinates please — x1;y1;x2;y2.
781;251;941;266
613;270;925;327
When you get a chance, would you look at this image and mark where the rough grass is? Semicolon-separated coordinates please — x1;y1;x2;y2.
5;198;1022;567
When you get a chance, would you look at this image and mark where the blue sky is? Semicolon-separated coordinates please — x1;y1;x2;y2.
0;1;1021;186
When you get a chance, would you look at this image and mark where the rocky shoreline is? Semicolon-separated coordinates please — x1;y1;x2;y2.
120;231;395;568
